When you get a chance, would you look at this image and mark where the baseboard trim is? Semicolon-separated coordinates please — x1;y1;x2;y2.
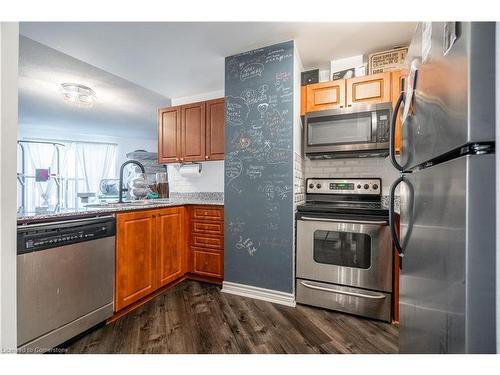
221;281;296;307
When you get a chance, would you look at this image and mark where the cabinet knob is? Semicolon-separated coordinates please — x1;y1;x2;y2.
176;158;179;161
180;157;184;161
205;156;209;160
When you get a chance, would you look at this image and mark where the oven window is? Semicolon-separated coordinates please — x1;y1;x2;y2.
308;113;372;145
313;230;371;269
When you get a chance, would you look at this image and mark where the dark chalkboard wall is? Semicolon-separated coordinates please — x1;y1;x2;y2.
224;41;294;293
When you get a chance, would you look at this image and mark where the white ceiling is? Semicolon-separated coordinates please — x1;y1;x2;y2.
20;22;417;99
18;36;170;139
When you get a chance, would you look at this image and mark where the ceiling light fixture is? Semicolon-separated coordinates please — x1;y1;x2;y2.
60;83;97;108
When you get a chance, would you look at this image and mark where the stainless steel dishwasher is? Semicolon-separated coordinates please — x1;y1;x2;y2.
17;215;115;352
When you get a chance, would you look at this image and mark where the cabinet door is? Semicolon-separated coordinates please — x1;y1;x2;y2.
306;80;345;112
205;98;225;161
391;70;404;154
115;211;156;311
156;207;185;287
346;72;391;107
158;106;181;163
191;248;223;278
181;102;206;162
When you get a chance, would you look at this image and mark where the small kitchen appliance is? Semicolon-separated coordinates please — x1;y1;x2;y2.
304;103;392;158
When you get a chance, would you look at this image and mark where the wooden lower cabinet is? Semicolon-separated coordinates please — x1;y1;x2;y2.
115;210;157;311
191;247;223;278
188;205;224;282
115;205;223;313
156;207;185;287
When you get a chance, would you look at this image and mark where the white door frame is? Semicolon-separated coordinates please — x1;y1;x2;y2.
0;22;19;352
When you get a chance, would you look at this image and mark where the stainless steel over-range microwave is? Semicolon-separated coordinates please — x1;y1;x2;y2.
304;102;392;158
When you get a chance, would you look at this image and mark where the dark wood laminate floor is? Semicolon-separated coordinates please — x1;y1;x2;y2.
67;280;398;354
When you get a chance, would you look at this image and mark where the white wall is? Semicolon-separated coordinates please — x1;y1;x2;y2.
304;156;399;196
0;22;19;351
167;90;225;193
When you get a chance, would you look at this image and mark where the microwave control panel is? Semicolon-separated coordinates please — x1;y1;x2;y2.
376;111;391;142
306;178;381;195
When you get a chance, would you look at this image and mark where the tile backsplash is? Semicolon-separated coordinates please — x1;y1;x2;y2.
294;152;306;206
167;160;224;193
304;156;399;195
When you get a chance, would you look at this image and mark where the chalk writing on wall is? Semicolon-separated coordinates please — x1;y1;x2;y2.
224;40;294;293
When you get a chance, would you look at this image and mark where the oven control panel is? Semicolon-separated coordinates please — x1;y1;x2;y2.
306;178;381;195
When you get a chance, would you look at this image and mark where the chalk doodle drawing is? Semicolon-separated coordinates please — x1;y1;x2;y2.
267;147;290;164
265;48;292;64
225;96;249;126
241;88;257;105
257;103;269;116
240;63;264;81
236;236;258;256
228;219;245;234
256;84;269;103
245;165;265;179
264;108;283;132
225;153;242;183
275;185;293;199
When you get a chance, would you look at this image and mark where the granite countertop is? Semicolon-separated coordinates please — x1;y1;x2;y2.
17;192;224;223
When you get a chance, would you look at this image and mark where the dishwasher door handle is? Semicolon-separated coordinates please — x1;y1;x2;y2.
300;281;387;300
18;215;115;229
299;216;388;226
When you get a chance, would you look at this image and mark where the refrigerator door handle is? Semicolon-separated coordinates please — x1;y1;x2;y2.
389;91;405;171
389;176;405;256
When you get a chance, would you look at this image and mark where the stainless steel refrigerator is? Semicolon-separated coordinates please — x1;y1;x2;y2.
389;22;496;353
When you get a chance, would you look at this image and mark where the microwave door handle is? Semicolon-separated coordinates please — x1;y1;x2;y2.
390;91;405;171
371;111;378;142
300;216;388;226
300;281;387;300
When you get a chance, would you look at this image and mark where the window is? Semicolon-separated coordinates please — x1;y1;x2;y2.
313;230;371;269
17;140;117;212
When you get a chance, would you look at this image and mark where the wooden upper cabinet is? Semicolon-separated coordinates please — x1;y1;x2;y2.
158;106;181;163
115;210;156;311
181;102;206;162
346;72;392;107
157;99;224;163
156;207;185;287
306;80;345;112
205;98;225;161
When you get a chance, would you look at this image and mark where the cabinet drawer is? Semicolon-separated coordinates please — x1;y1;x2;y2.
192;220;224;235
191;233;223;249
192;206;223;221
192;249;223;278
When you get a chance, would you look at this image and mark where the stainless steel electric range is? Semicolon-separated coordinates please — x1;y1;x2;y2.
296;178;393;322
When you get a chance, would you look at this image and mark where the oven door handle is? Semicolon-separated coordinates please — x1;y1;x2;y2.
300;281;387;300
299;216;388;226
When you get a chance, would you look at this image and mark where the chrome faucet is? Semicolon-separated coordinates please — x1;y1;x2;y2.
118;160;146;203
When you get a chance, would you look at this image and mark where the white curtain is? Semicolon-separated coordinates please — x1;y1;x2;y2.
24;142;59;207
20;140;117;211
75;143;117;194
